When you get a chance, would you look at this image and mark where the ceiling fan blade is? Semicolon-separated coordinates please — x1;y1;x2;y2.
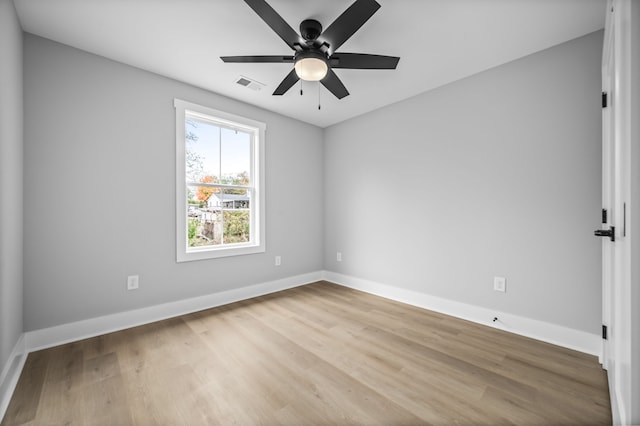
330;53;399;69
243;0;304;50
320;0;380;55
321;69;349;99
221;55;294;63
273;69;300;96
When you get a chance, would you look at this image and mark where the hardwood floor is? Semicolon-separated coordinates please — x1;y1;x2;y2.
2;281;611;425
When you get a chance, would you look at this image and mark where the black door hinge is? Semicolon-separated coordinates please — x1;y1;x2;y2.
602;325;608;340
602;92;608;108
602;208;608;224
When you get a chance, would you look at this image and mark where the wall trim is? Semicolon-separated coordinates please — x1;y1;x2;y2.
322;271;602;356
24;271;322;352
0;335;27;422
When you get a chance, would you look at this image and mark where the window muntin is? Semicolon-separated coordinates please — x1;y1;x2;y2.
175;99;265;261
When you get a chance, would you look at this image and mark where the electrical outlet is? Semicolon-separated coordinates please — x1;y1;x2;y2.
337;252;342;262
493;276;506;293
275;256;281;266
127;275;139;291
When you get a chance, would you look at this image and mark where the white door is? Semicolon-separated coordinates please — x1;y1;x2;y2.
600;4;615;371
599;1;635;424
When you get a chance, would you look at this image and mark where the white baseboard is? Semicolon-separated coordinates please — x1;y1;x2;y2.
322;271;601;356
0;334;27;422
24;271;323;352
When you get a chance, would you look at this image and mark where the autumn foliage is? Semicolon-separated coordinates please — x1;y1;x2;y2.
196;175;219;201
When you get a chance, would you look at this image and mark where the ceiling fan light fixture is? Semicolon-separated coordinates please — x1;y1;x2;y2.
294;56;328;81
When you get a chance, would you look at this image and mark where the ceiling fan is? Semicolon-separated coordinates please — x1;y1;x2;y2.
221;0;400;99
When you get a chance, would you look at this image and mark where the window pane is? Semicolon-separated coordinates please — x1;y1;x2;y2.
220;188;251;244
187;188;221;248
186;187;251;249
185;118;220;183
223;210;250;244
220;127;251;185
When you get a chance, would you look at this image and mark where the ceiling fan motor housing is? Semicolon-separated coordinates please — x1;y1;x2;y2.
300;19;323;41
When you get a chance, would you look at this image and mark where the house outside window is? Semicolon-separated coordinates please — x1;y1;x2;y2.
175;99;265;262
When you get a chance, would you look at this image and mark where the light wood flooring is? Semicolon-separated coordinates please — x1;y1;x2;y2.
2;281;611;425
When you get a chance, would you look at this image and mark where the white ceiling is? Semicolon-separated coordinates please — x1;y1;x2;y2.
14;0;605;128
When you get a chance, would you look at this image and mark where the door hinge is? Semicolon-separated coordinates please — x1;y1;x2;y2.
602;208;607;224
602;325;608;340
602;92;608;108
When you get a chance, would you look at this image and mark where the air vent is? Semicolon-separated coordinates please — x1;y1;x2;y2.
235;76;265;91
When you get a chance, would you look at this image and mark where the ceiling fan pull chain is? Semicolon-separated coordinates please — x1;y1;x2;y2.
300;80;303;96
318;83;321;110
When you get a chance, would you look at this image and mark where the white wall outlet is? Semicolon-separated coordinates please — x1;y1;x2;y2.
127;275;139;291
275;256;281;266
493;276;506;293
336;252;342;262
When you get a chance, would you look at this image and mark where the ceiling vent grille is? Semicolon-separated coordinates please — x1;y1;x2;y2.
235;76;265;91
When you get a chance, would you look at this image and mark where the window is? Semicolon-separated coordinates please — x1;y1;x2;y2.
175;99;265;261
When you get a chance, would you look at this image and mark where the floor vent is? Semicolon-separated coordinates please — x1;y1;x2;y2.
235;76;265;91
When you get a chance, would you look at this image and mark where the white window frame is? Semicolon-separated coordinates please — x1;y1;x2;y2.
174;99;266;262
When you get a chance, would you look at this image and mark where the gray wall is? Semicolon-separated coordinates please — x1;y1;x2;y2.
324;31;603;333
0;0;24;370
23;35;324;331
